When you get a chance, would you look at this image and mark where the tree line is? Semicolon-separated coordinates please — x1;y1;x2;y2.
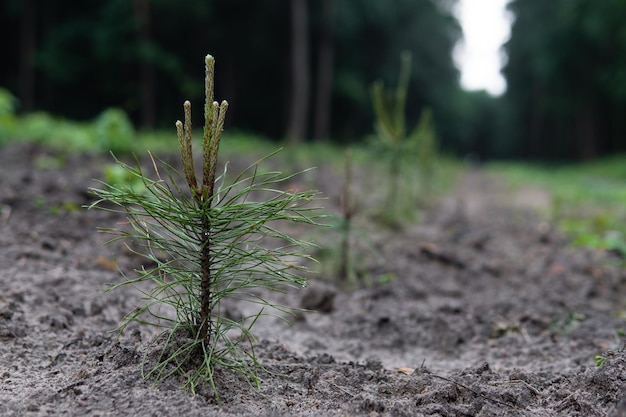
2;0;626;160
2;1;465;148
503;0;626;160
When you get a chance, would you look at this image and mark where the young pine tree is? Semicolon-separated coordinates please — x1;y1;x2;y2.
89;55;322;399
370;51;439;225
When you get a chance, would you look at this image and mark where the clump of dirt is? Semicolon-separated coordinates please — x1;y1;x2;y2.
1;142;625;416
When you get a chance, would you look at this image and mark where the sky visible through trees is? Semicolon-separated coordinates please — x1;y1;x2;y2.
453;0;511;96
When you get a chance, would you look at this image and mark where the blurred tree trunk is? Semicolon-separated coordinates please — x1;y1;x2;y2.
576;101;598;160
611;101;626;154
287;0;310;144
134;0;156;128
18;0;36;113
313;0;334;141
526;82;544;158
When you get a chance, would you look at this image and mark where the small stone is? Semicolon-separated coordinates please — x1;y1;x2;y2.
300;281;336;313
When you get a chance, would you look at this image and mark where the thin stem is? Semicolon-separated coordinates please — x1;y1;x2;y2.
394;51;411;135
198;211;212;344
197;57;228;346
339;149;353;283
389;149;400;216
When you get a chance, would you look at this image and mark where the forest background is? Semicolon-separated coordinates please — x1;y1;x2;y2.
2;0;626;161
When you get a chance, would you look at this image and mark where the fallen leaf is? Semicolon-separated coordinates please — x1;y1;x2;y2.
395;366;415;375
95;256;117;271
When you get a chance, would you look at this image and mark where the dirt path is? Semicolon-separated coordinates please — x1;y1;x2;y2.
1;143;625;416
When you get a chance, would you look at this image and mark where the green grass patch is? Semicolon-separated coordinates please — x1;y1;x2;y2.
490;157;626;256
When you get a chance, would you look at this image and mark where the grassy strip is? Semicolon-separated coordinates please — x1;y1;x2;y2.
490;157;626;255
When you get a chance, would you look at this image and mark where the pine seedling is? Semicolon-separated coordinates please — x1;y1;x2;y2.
338;149;356;284
324;149;382;288
370;51;438;225
89;55;322;400
414;108;438;204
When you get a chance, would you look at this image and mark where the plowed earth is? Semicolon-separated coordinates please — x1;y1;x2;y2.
1;142;625;416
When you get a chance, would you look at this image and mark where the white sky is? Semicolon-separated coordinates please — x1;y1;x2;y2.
453;0;513;96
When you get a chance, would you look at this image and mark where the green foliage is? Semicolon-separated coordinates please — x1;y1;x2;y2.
594;354;606;367
2;0;467;149
0;107;173;155
333;0;462;145
549;311;585;336
594;328;624;366
414;109;438;200
102;163;146;194
19;112;95;151
94;108;136;154
88;55;322;399
32;195;80;216
370;52;440;225
491;156;626;257
503;0;626;159
0;88;17;144
451;91;506;158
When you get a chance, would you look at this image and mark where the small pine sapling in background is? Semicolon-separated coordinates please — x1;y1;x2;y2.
94;108;135;154
338;148;356;285
370;51;437;226
414;108;439;206
326;149;386;289
89;55;322;400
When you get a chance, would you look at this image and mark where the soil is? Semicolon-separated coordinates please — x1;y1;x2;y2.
1;142;626;417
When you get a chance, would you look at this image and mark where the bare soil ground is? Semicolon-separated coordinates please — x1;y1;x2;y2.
1;142;626;416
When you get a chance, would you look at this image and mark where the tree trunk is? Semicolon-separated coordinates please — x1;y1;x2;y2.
576;100;598;160
18;0;36;113
287;0;310;144
199;215;213;345
134;0;156;129
313;0;334;141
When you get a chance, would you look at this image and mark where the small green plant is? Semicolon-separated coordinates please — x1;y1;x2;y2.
548;311;585;336
414;108;438;203
318;148;384;288
102;163;146;193
370;51;438;225
594;328;625;366
89;55;322;399
0;87;17;144
94;108;136;154
594;353;606;367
